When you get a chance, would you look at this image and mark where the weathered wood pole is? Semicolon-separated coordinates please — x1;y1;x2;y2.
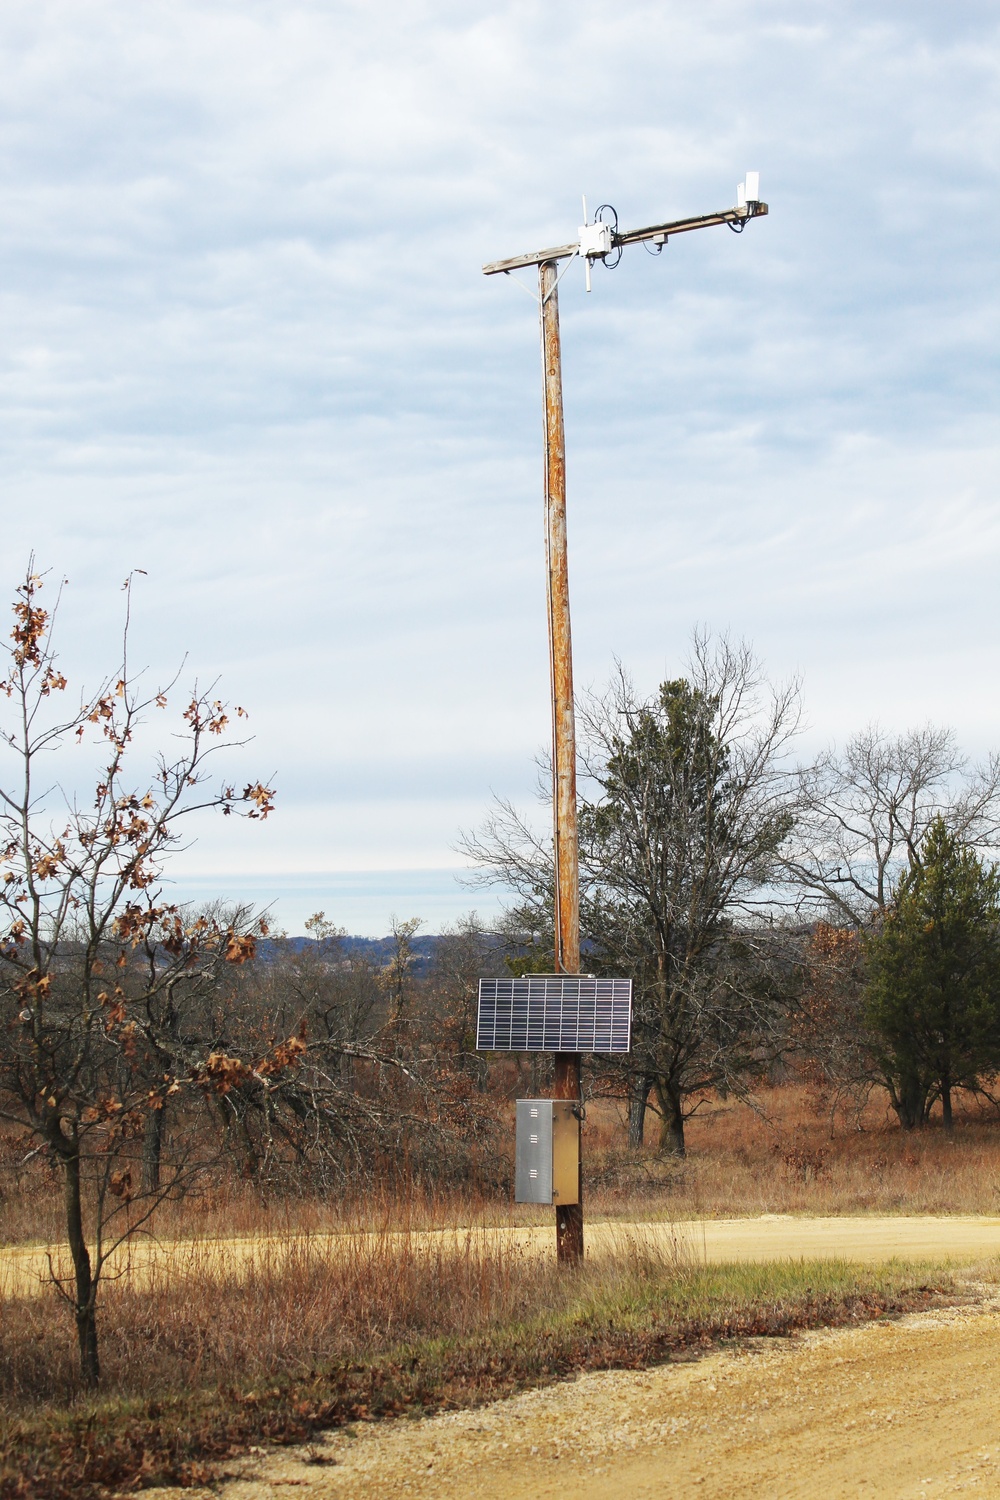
539;258;583;1265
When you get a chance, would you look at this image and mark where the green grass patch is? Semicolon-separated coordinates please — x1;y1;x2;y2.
0;1257;957;1500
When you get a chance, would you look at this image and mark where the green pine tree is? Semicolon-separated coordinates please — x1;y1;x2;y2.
864;817;1000;1129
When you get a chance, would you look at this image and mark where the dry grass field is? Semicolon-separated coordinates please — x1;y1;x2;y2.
585;1082;1000;1219
0;1236;946;1497
3;1082;1000;1497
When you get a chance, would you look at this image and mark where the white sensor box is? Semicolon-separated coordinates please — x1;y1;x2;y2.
578;221;613;259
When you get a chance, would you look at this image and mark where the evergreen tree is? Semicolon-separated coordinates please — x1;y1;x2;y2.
577;670;796;1153
864;817;1000;1128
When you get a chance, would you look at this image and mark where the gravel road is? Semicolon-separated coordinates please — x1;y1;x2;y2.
158;1292;1000;1500
8;1215;1000;1300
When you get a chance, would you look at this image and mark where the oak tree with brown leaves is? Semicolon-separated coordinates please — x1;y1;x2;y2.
0;568;278;1386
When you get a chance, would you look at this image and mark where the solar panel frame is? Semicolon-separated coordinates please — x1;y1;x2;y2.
476;976;632;1054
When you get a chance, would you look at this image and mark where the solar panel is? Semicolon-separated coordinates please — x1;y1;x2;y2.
476;976;632;1054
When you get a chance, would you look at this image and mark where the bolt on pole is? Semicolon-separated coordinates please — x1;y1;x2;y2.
539;258;584;1265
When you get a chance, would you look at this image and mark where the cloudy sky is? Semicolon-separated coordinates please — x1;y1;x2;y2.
0;2;997;933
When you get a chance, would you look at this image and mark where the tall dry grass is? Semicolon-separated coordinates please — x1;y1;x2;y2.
0;1224;695;1412
0;1229;521;1408
0;1216;946;1423
585;1084;1000;1217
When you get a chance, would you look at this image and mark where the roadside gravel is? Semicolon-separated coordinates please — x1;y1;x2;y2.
145;1289;1000;1499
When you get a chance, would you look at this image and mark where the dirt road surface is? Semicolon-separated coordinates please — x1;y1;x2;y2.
6;1216;1000;1299
170;1294;1000;1500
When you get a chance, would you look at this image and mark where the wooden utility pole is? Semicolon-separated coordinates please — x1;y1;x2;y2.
539;258;584;1263
484;180;767;1270
540;259;580;979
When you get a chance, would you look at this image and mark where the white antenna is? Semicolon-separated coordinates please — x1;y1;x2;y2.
582;196;591;292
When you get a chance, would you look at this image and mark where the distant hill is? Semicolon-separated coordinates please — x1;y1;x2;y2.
340;933;446;976
260;932;504;977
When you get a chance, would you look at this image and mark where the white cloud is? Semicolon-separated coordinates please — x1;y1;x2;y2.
0;1;996;931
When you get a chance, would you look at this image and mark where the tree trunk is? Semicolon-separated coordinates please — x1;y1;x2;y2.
217;1095;259;1177
893;1068;928;1130
141;1105;164;1195
62;1127;100;1387
627;1074;652;1149
655;1079;685;1156
941;1072;953;1132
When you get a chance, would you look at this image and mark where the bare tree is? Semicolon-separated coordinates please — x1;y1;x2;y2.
383;915;422;1048
427;913;497;1085
782;725;1000;924
194;911;509;1195
0;567;276;1386
266;913;384;1075
794;921;875;1131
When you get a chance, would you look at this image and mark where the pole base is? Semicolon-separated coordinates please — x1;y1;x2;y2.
556;1202;583;1264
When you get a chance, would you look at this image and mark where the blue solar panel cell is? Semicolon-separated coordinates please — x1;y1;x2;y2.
476;976;631;1054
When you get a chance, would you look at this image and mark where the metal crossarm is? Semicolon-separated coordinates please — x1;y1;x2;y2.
482;200;768;276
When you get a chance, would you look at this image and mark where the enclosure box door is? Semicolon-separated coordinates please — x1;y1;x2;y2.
550;1101;580;1205
515;1099;580;1205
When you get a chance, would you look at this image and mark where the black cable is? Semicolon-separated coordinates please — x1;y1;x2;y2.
728;217;746;234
